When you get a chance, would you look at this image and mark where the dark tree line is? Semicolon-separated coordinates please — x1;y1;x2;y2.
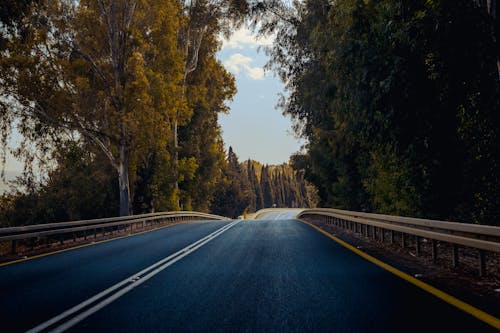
259;0;500;225
210;147;318;218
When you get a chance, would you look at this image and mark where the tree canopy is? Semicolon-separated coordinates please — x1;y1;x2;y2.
210;147;318;218
0;0;244;219
263;0;500;225
2;0;497;226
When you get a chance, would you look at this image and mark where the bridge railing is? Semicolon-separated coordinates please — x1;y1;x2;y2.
0;211;229;256
297;208;500;276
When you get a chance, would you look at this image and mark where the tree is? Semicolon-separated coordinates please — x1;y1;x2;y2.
247;160;264;210
260;0;500;224
171;0;246;200
0;0;186;215
178;31;236;212
0;0;35;28
210;147;253;218
0;142;118;226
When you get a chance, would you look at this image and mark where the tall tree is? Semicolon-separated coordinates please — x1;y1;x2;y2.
0;0;186;215
210;147;254;218
178;31;236;211
259;0;500;224
172;0;246;200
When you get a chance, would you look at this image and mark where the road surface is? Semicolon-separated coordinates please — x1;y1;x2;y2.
0;218;496;332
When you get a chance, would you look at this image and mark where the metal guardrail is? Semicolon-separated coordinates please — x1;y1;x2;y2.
297;208;500;276
0;211;229;255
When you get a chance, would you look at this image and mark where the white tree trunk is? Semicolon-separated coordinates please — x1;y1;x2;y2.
118;144;131;216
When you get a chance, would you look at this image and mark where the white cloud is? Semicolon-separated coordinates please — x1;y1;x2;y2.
223;53;252;73
224;53;265;80
221;26;274;50
246;67;265;80
223;53;266;80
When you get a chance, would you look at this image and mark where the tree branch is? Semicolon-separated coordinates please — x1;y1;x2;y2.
31;103;119;170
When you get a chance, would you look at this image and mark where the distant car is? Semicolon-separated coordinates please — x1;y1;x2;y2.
237;215;244;219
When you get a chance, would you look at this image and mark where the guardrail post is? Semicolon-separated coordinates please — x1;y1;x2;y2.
401;233;406;248
478;250;486;277
11;240;17;254
452;245;459;268
380;229;385;242
415;237;421;256
390;230;394;244
372;226;376;240
431;240;438;262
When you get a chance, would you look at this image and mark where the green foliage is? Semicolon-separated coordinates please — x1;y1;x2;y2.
267;0;500;224
0;143;118;226
210;147;253;218
362;145;419;216
0;0;189;215
210;148;318;218
178;33;237;212
0;0;241;223
0;0;35;28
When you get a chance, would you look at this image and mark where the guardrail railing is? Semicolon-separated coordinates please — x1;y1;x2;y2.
297;208;500;276
0;211;229;256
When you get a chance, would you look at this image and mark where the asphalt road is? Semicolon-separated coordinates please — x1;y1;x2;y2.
0;219;496;333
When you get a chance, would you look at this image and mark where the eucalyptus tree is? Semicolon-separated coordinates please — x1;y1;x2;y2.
0;0;186;216
172;0;246;197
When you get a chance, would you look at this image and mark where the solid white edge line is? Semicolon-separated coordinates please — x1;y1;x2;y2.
26;220;239;333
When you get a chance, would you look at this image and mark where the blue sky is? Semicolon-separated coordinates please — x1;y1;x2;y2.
217;27;304;165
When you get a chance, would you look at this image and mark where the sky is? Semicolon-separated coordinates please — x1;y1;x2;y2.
217;26;304;165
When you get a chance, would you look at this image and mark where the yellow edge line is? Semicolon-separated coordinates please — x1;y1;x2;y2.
0;220;197;268
298;219;500;330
